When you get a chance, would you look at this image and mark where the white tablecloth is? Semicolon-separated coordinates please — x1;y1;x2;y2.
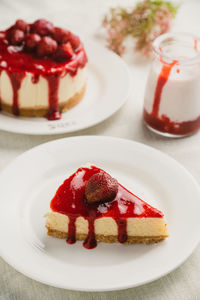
0;0;200;299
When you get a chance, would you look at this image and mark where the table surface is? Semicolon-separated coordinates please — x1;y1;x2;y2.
0;0;200;299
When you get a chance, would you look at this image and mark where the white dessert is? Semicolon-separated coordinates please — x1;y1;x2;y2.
0;19;88;119
144;64;200;122
45;164;168;247
46;211;168;237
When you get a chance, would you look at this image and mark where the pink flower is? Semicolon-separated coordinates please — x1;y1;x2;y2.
102;0;177;57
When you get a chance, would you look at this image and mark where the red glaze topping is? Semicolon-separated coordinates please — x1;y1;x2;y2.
144;60;200;135
50;165;163;249
0;19;87;120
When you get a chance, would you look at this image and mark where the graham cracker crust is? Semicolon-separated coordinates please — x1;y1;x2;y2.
46;227;167;244
1;84;86;117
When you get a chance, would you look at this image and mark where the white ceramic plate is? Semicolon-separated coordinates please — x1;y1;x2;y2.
0;43;131;135
0;136;200;291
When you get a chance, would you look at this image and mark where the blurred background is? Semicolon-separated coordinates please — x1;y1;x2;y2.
0;0;199;44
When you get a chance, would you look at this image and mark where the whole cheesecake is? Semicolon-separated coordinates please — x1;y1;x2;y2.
45;164;168;249
0;19;88;120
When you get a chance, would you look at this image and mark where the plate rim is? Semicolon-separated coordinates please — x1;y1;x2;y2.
0;42;132;135
1;135;200;291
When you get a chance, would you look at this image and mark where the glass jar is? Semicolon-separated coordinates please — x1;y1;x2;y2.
143;33;200;137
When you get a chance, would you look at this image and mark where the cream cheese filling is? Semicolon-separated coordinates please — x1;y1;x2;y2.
45;211;168;237
0;67;87;108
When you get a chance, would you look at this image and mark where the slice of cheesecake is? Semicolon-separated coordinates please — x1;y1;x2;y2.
45;165;168;249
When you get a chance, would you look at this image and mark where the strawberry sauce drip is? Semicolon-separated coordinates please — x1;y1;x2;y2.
44;73;61;120
0;30;87;120
83;217;97;249
31;74;40;84
116;219;128;243
152;61;176;118
66;216;76;244
50;166;163;249
6;71;26;115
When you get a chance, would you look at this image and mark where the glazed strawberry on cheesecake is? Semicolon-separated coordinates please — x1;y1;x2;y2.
0;19;87;120
45;165;168;249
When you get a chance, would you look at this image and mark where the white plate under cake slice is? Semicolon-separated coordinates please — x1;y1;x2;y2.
2;136;200;290
45;164;168;249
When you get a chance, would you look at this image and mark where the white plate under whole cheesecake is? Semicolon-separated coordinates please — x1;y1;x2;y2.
0;41;131;135
0;136;200;291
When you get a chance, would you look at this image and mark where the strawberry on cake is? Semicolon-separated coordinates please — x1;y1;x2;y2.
0;19;88;120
